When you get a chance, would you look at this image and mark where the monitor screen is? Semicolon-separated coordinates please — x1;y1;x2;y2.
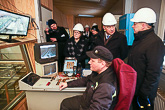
0;9;30;36
34;42;58;64
63;57;77;72
44;62;57;75
21;72;40;86
40;44;56;59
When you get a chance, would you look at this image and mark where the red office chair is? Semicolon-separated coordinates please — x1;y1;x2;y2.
112;58;137;110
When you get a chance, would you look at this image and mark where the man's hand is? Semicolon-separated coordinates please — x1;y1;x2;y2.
50;38;57;42
59;82;68;90
45;28;49;35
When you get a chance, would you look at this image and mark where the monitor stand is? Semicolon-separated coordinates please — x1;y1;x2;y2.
0;35;20;43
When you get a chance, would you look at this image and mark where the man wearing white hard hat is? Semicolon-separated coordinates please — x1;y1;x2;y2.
95;13;128;60
83;24;92;39
127;8;165;110
64;23;89;68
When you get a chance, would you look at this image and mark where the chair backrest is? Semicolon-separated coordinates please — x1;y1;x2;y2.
112;58;137;110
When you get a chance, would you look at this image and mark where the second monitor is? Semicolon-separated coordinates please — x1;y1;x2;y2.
35;61;58;76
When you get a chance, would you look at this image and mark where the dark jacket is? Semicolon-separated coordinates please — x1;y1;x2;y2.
45;26;69;71
64;36;89;68
83;31;92;40
46;27;69;57
67;67;117;109
127;28;165;99
89;33;99;50
46;26;69;43
95;29;128;60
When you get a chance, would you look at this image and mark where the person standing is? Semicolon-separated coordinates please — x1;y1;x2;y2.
83;24;92;39
90;24;100;50
127;8;165;110
45;19;69;72
64;23;89;68
95;13;128;60
60;46;117;110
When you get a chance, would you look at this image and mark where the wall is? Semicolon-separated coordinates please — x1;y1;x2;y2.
53;6;68;28
158;0;165;40
41;6;52;42
75;17;102;31
66;15;75;37
41;0;53;11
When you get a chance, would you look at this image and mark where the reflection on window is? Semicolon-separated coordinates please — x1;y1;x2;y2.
0;46;27;109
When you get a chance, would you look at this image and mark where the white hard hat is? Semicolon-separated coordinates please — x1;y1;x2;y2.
92;23;97;26
85;25;90;28
73;23;84;32
102;13;117;25
131;8;156;23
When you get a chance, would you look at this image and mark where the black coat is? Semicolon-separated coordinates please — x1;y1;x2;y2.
45;26;69;71
67;67;117;109
127;28;165;99
95;30;128;60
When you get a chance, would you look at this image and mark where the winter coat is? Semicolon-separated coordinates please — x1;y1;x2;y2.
45;26;69;71
127;28;165;99
67;67;117;109
95;29;128;60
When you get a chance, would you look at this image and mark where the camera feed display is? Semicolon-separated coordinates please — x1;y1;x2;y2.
0;10;30;35
66;62;75;69
40;44;56;59
44;63;56;75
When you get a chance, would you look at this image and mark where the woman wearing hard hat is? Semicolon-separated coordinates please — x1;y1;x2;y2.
64;23;89;68
95;13;128;60
127;8;164;110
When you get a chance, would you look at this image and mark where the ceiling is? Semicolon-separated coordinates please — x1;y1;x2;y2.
53;0;123;17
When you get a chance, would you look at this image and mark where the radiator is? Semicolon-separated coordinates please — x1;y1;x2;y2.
154;92;165;110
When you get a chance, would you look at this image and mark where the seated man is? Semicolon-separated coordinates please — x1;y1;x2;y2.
59;46;117;110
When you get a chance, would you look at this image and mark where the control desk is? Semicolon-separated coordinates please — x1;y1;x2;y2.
19;72;86;110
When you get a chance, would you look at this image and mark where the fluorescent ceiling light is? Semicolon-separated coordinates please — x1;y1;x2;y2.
78;14;94;17
83;0;100;2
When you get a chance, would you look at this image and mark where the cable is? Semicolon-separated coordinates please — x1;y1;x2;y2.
31;19;39;30
27;33;37;39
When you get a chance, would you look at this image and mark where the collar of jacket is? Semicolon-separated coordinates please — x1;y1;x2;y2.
89;67;115;84
134;28;154;41
104;31;119;41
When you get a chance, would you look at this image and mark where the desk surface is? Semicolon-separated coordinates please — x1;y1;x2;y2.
19;73;86;92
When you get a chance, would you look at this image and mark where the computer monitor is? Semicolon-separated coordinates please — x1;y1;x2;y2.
63;57;77;75
35;61;58;76
34;42;58;64
0;9;30;43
